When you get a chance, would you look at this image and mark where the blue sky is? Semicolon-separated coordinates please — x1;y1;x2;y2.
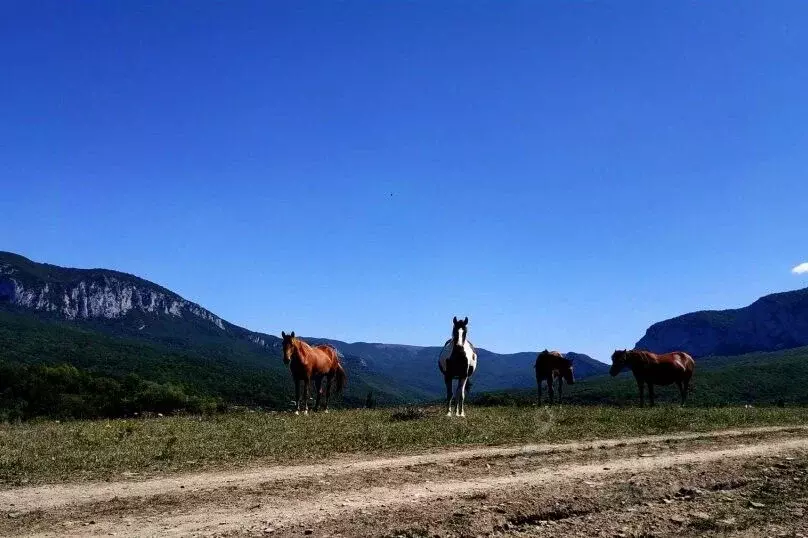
2;1;807;362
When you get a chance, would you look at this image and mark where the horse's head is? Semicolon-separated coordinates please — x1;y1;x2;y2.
610;349;628;376
281;331;296;365
452;316;469;347
561;357;575;384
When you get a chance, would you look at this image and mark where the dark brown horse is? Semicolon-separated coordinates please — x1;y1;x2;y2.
610;349;694;406
281;331;346;414
535;349;574;405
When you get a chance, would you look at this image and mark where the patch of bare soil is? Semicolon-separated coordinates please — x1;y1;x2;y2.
1;426;807;537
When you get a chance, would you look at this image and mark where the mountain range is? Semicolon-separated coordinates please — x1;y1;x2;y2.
636;287;808;357
0;251;606;411
4;250;808;417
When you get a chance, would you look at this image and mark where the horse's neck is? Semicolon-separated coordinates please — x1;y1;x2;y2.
292;341;312;363
628;352;650;370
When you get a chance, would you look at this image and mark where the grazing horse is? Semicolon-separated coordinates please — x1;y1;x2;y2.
535;349;575;405
610;349;694;406
281;331;346;415
438;316;478;417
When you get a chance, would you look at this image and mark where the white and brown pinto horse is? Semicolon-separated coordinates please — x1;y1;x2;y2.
438;316;477;417
610;349;694;406
535;349;575;405
281;331;346;415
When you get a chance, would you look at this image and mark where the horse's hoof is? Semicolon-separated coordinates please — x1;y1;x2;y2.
459;413;466;418
324;409;329;414
294;411;299;416
446;412;453;417
304;410;309;416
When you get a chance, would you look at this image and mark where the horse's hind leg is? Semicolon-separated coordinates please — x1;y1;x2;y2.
679;379;689;406
637;380;645;407
536;377;542;406
323;374;333;413
445;376;454;417
557;378;564;404
313;377;323;412
302;379;310;415
547;377;555;405
648;384;655;407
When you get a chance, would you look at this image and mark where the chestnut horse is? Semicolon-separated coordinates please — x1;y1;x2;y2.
535;349;575;405
438;316;478;417
610;349;694;406
281;331;346;415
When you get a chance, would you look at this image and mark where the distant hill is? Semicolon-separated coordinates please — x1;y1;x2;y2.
635;287;808;357
306;339;608;396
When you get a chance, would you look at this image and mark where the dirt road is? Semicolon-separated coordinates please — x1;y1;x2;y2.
2;425;808;537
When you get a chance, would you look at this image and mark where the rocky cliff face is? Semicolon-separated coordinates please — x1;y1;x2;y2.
0;251;283;353
2;272;223;328
1;253;224;327
636;288;808;357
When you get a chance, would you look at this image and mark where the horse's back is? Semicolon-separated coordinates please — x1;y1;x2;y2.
313;344;341;372
535;350;565;376
644;350;695;383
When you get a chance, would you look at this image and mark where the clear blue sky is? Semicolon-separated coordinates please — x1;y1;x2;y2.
3;1;807;362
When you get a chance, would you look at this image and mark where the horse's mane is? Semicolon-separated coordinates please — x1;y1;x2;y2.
291;337;313;354
626;349;654;365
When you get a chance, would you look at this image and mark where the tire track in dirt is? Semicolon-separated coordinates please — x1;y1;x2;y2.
69;436;808;537
2;425;804;513
4;426;807;537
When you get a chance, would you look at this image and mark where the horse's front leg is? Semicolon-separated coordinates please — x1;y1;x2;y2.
445;376;454;417
302;379;310;415
637;379;645;407
456;376;468;417
648;384;655;407
294;379;301;415
557;377;564;404
547;376;555;405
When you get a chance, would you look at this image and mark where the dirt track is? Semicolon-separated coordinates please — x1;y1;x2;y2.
3;425;808;537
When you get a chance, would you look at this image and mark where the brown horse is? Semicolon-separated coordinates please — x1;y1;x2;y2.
610;349;694;406
535;349;574;405
281;331;346;414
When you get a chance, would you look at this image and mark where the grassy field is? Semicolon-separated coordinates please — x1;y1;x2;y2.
1;405;807;488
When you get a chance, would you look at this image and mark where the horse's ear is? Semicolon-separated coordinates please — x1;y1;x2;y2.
463;317;468;325
453;316;458;324
291;331;295;338
281;331;286;338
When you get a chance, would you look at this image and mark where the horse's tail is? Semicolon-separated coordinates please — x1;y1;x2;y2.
334;362;347;394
